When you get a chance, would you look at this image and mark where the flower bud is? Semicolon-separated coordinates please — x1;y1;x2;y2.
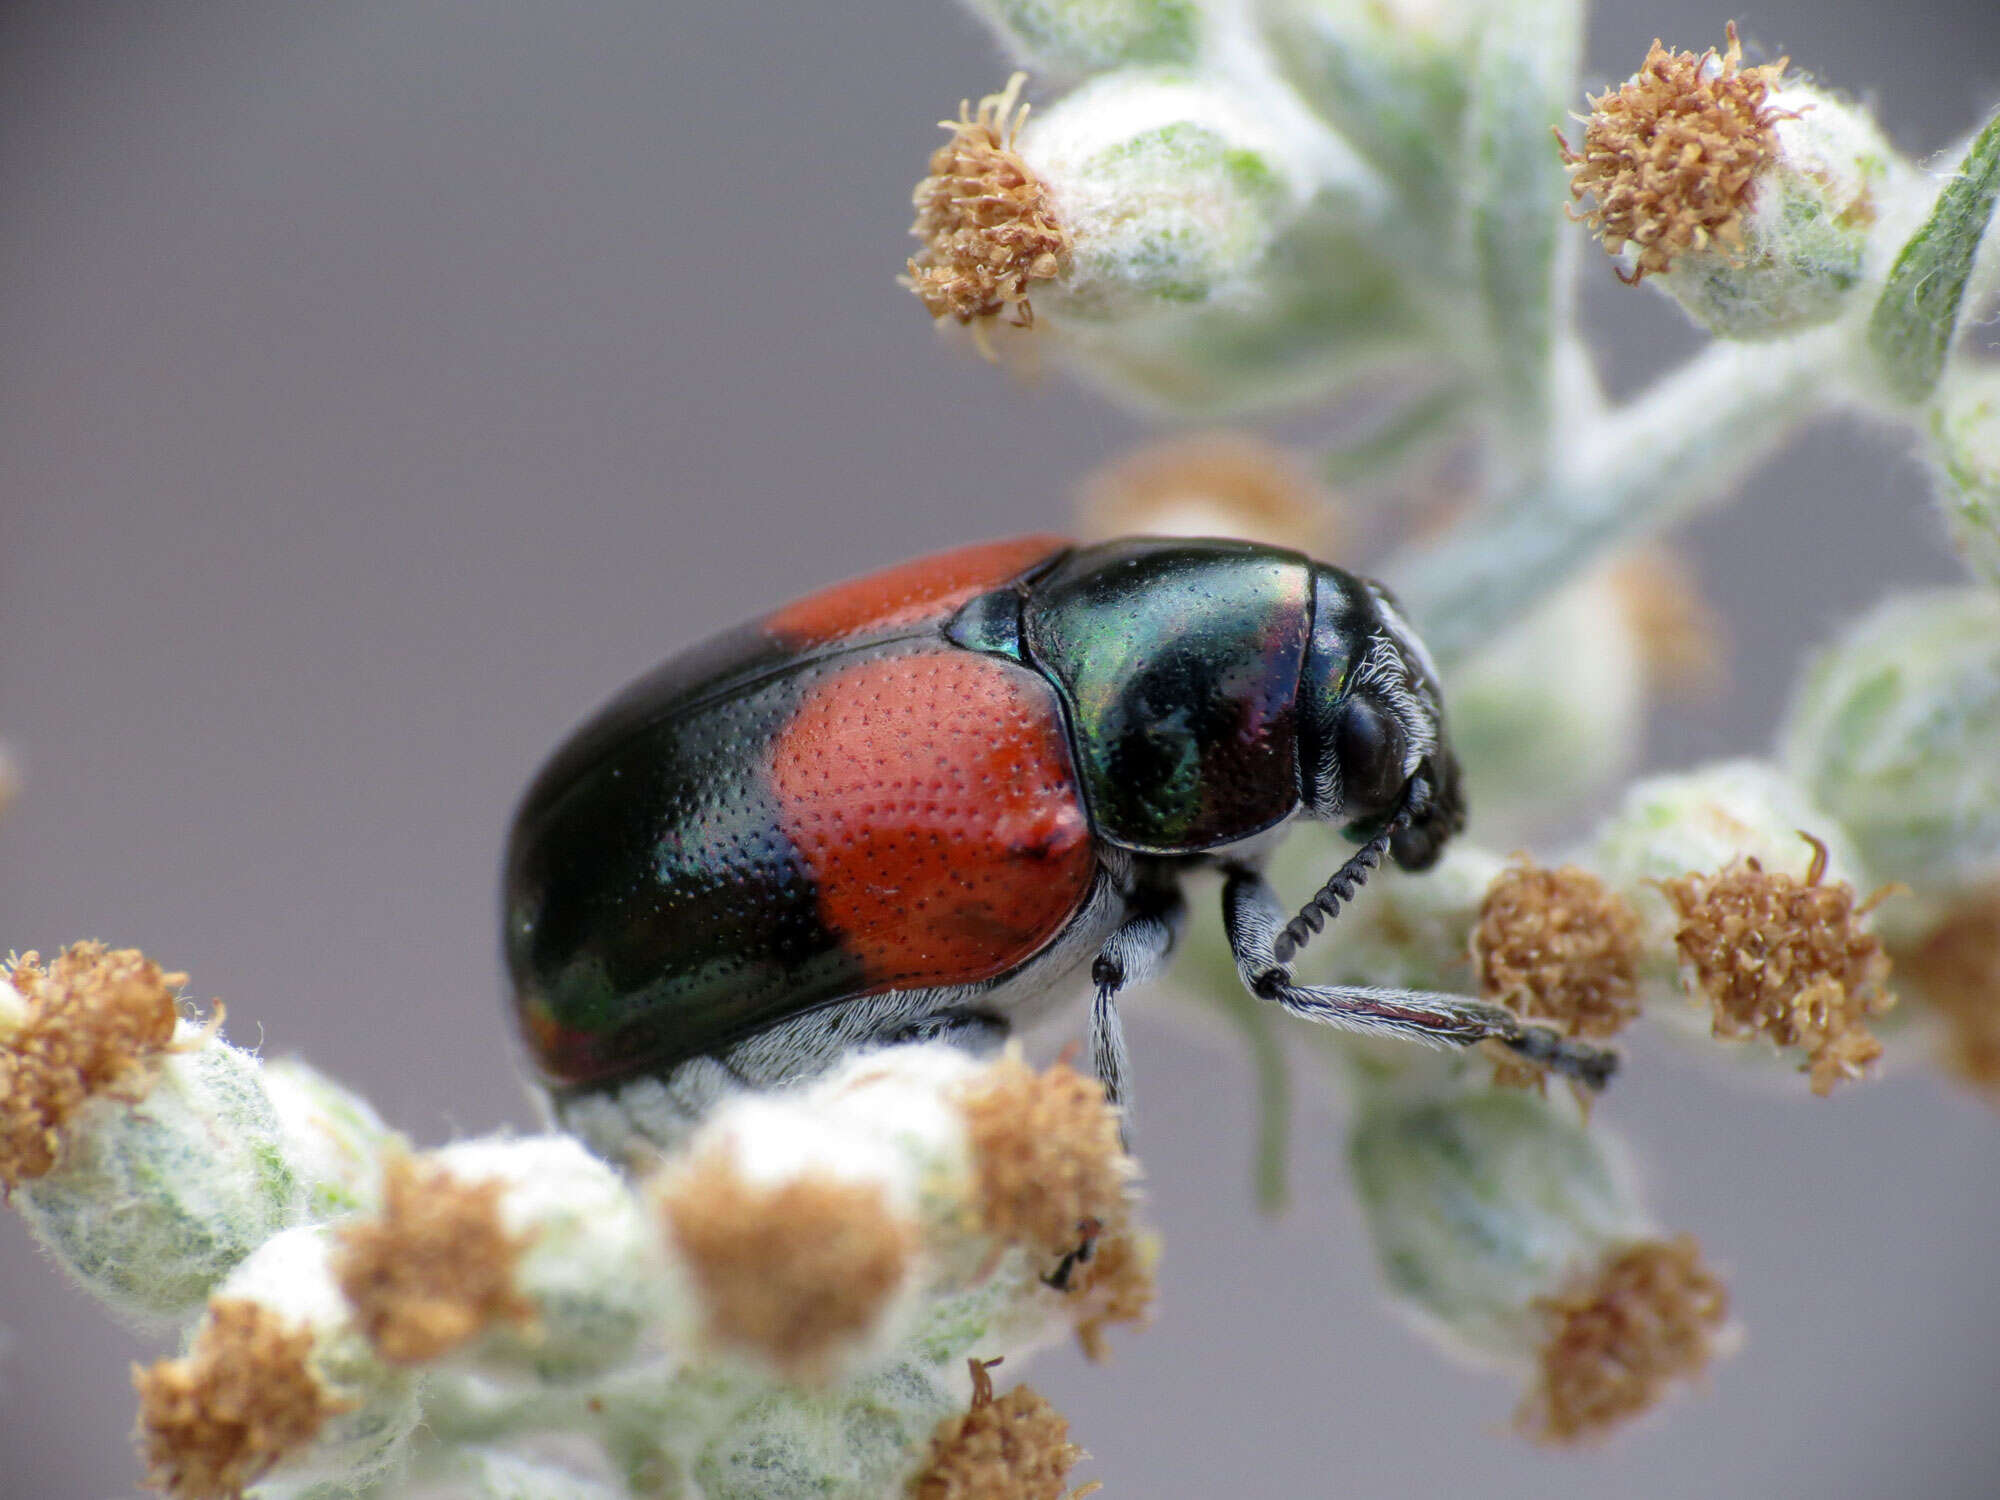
1779;588;2000;899
956;0;1201;79
434;1446;628;1500
335;1140;664;1384
905;1357;1091;1500
1590;760;1874;980
1565;30;1913;339
137;1227;421;1500
1589;761;1901;1088
1019;71;1315;321
1925;368;2000;589
1076;430;1339;554
1895;885;2000;1105
906;72;1318;340
1349;1085;1728;1441
1446;564;1645;832
6;946;297;1324
262;1057;403;1221
691;1359;961;1500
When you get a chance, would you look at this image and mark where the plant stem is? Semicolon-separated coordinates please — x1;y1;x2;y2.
1390;327;1843;664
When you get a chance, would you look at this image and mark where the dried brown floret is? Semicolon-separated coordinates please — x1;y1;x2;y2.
331;1155;535;1364
1475;861;1643;1040
908;1358;1097;1500
955;1054;1133;1261
1896;886;2000;1103
906;73;1070;329
134;1298;347;1500
660;1147;913;1379
1660;834;1896;1095
1067;1226;1156;1362
2;942;186;1187
1077;431;1337;554
1518;1235;1729;1445
1560;26;1788;282
1607;547;1727;700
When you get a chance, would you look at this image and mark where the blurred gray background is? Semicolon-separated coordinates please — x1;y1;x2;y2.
4;2;1998;1496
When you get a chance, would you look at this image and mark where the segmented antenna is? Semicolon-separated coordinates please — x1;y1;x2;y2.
1271;776;1430;965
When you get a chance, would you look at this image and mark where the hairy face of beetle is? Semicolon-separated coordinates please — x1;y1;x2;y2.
1301;572;1465;870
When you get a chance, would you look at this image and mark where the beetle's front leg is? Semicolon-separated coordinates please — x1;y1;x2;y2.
1220;865;1617;1090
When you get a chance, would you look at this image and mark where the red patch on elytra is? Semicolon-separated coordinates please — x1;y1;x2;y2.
769;650;1097;990
762;535;1069;648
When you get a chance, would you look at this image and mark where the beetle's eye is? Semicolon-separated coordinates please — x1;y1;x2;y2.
1334;696;1406;820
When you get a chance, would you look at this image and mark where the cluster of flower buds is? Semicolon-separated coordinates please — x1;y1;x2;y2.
905;0;1582;435
3;946;1148;1500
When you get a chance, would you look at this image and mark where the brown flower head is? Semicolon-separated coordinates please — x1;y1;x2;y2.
955;1053;1133;1263
906;73;1070;329
1896;886;2000;1103
1068;1227;1157;1363
660;1147;914;1379
331;1155;536;1364
907;1358;1096;1500
1660;834;1897;1094
1607;547;1727;700
1561;26;1789;282
1077;431;1338;555
1475;861;1644;1043
2;942;187;1187
1518;1235;1729;1444
134;1299;347;1500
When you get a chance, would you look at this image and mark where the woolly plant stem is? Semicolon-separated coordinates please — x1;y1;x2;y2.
1393;326;1843;664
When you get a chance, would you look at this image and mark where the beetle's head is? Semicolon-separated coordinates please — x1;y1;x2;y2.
1302;572;1465;873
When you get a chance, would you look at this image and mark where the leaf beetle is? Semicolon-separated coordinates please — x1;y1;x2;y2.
504;535;1615;1159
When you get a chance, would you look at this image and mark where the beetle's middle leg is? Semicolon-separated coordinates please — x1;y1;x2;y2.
1219;865;1617;1089
1088;883;1186;1122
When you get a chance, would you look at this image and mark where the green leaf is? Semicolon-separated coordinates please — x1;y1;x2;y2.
1868;112;2000;403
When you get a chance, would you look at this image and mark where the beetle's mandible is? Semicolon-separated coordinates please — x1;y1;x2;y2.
503;535;1615;1157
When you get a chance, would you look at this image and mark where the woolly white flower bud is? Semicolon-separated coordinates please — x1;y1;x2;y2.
1350;1085;1647;1362
432;1445;629;1500
1926;369;2000;589
1780;588;2000;901
18;1028;298;1325
1349;1082;1730;1442
641;1058;941;1380
1447;567;1645;832
1020;71;1316;321
1590;759;1873;982
263;1057;403;1221
1566;34;1918;339
1666;82;1910;339
421;1136;667;1383
956;0;1202;78
689;1359;962;1500
139;1226;422;1500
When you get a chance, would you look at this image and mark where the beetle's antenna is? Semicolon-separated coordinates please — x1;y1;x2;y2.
1271;776;1428;964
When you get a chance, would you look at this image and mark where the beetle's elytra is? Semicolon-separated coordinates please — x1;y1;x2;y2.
503;535;1614;1148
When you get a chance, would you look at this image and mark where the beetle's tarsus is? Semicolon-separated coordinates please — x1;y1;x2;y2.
1501;1025;1620;1090
1221;865;1620;1092
1042;1216;1104;1292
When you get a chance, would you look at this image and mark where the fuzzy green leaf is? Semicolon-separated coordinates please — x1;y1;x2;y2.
1868;112;2000;403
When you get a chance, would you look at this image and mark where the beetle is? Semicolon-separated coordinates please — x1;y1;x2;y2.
503;535;1614;1161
